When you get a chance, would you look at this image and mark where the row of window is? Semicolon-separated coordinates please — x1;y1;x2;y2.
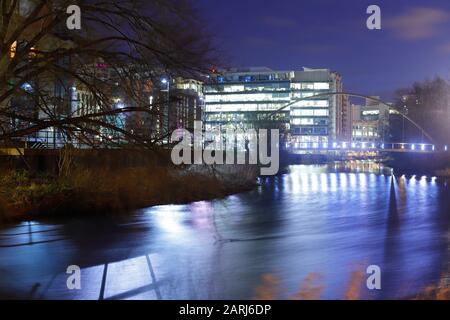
291;136;329;143
290;109;329;117
205;113;287;122
205;93;291;103
291;118;328;126
216;72;293;83
204;82;330;93
291;100;329;107
292;127;328;135
291;82;330;90
205;103;288;112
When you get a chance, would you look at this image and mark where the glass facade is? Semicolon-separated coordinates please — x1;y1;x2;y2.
204;67;342;143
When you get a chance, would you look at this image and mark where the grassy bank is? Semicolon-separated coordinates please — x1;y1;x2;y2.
0;159;259;224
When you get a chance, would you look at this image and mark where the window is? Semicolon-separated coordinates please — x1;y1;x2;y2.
314;109;328;116
301;127;313;134
292;100;329;107
10;41;17;59
313;82;330;90
291;109;329;117
313;127;328;134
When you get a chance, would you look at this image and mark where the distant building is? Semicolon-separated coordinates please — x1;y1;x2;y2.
203;67;347;144
352;97;391;142
336;94;352;141
171;78;204;133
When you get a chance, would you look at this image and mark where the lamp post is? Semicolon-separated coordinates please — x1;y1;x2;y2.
161;77;170;143
402;105;408;142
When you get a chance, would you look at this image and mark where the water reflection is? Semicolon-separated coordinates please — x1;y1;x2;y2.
0;162;449;300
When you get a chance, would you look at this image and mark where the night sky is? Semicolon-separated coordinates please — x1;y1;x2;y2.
198;0;450;100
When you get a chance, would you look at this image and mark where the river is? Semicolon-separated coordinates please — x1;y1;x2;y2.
0;162;449;300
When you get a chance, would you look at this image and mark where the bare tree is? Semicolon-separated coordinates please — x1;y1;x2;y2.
391;77;450;144
0;0;216;149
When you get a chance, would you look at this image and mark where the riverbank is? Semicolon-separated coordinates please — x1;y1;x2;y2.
383;152;450;177
0;151;259;224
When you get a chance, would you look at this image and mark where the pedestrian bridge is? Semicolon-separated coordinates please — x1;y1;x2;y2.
286;142;449;154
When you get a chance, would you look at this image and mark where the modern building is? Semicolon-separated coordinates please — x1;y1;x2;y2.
154;77;204;143
203;67;348;145
352;97;391;142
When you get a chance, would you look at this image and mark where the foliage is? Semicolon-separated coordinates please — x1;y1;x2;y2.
391;77;450;144
0;161;258;220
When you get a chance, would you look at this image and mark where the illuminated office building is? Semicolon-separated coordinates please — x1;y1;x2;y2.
352;97;391;142
204;67;346;144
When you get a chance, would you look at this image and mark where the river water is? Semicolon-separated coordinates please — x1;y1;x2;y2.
0;162;449;300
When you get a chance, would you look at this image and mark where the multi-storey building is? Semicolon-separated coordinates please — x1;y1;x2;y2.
203;67;347;144
154;77;203;143
336;94;352;141
352;97;391;142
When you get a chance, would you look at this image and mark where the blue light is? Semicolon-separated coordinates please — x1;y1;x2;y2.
381;144;385;149
411;144;416;150
445;145;448;151
342;142;347;149
361;143;366;149
371;143;375;149
312;142;318;149
421;144;425;151
21;83;33;92
351;143;356;148
333;142;337;148
161;78;168;84
432;145;435;151
323;143;328;149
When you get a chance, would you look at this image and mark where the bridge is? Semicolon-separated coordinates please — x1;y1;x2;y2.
286;141;449;154
269;91;450;156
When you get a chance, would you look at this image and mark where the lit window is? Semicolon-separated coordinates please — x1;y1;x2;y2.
29;47;37;60
313;82;330;90
10;41;17;59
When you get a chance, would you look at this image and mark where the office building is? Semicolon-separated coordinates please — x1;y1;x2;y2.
203;67;347;144
352;97;391;142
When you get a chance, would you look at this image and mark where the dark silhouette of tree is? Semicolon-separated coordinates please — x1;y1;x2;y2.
0;0;216;148
390;77;450;144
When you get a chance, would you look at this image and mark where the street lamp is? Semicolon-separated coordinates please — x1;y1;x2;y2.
161;77;170;142
402;105;408;142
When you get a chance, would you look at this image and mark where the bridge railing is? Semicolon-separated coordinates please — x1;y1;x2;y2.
286;141;449;153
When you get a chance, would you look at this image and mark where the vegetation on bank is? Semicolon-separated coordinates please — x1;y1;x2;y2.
253;271;450;300
0;152;259;224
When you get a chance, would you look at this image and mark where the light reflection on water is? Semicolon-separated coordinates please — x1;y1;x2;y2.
0;162;449;300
